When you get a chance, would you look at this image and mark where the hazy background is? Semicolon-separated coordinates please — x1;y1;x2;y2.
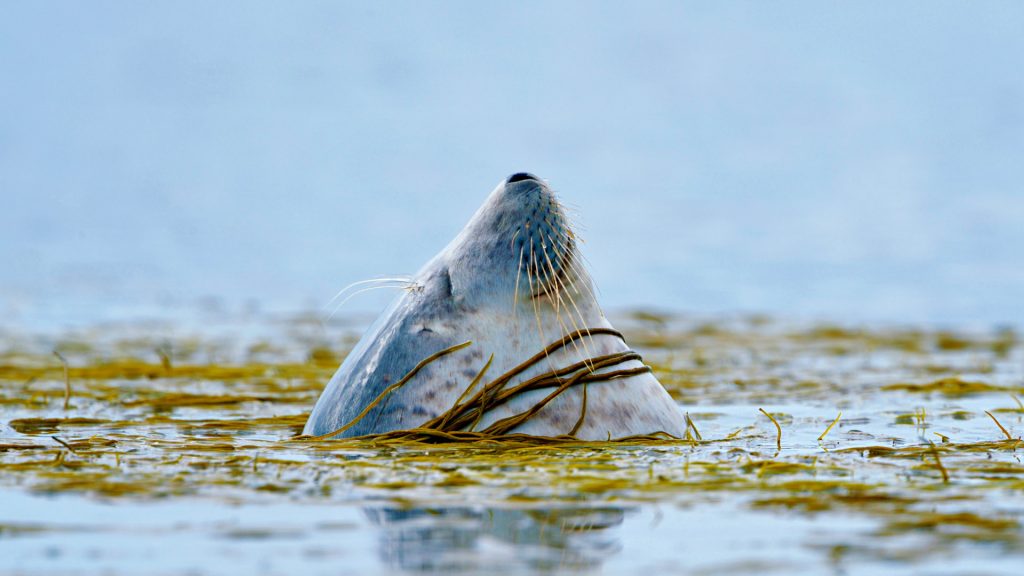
2;1;1022;328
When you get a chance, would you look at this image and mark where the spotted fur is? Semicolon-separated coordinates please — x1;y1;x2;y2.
304;174;685;439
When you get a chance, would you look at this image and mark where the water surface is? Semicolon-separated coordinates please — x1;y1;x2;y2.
1;312;1021;575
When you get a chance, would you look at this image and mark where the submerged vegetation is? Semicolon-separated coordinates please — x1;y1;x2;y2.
1;313;1022;573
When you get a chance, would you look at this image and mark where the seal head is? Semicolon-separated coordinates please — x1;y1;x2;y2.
304;173;685;439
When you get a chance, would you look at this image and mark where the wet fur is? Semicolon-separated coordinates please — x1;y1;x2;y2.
304;175;685;439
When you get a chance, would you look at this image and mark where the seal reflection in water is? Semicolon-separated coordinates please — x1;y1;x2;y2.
304;173;685;440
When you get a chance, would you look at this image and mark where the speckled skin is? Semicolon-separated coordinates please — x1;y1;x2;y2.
303;175;685;440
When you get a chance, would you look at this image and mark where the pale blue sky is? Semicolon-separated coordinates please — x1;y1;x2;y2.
2;1;1022;326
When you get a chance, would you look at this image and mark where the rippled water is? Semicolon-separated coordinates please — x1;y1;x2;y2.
1;312;1021;575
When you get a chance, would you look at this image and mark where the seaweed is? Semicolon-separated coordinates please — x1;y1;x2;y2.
307;328;656;442
1;315;1022;571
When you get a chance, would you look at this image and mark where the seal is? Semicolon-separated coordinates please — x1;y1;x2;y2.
303;173;685;440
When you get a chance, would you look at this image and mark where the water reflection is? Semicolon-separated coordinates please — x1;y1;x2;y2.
365;505;629;573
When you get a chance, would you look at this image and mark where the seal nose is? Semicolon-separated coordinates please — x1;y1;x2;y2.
506;172;539;184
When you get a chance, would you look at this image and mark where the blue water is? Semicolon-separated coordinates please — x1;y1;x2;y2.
2;1;1022;327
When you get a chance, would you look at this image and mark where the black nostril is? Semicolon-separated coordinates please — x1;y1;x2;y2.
507;172;538;184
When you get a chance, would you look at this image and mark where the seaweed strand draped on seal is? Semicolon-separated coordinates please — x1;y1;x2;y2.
303;173;685;440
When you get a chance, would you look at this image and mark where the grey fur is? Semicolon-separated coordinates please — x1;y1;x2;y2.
304;175;685;439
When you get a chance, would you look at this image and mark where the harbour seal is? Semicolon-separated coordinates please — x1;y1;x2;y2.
304;173;685;440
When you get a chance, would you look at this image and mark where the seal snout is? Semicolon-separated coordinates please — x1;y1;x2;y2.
506;172;540;184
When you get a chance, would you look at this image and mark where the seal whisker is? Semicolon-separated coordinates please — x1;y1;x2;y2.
559;267;599;372
541;232;590;318
553;262;597;371
532;247;578;377
565;215;587;235
546;278;585;367
528;205;590;366
525;253;543;337
325;284;413;321
549;231;600;310
564;249;601;308
509;227;522;253
513;244;525;343
540;238;593;368
547;231;580;275
573;249;601;295
322;277;414;311
527;249;556;373
536;237;562;314
558;198;582;216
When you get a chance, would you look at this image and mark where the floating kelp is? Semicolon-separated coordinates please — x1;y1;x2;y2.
1;315;1022;574
883;377;1023;396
